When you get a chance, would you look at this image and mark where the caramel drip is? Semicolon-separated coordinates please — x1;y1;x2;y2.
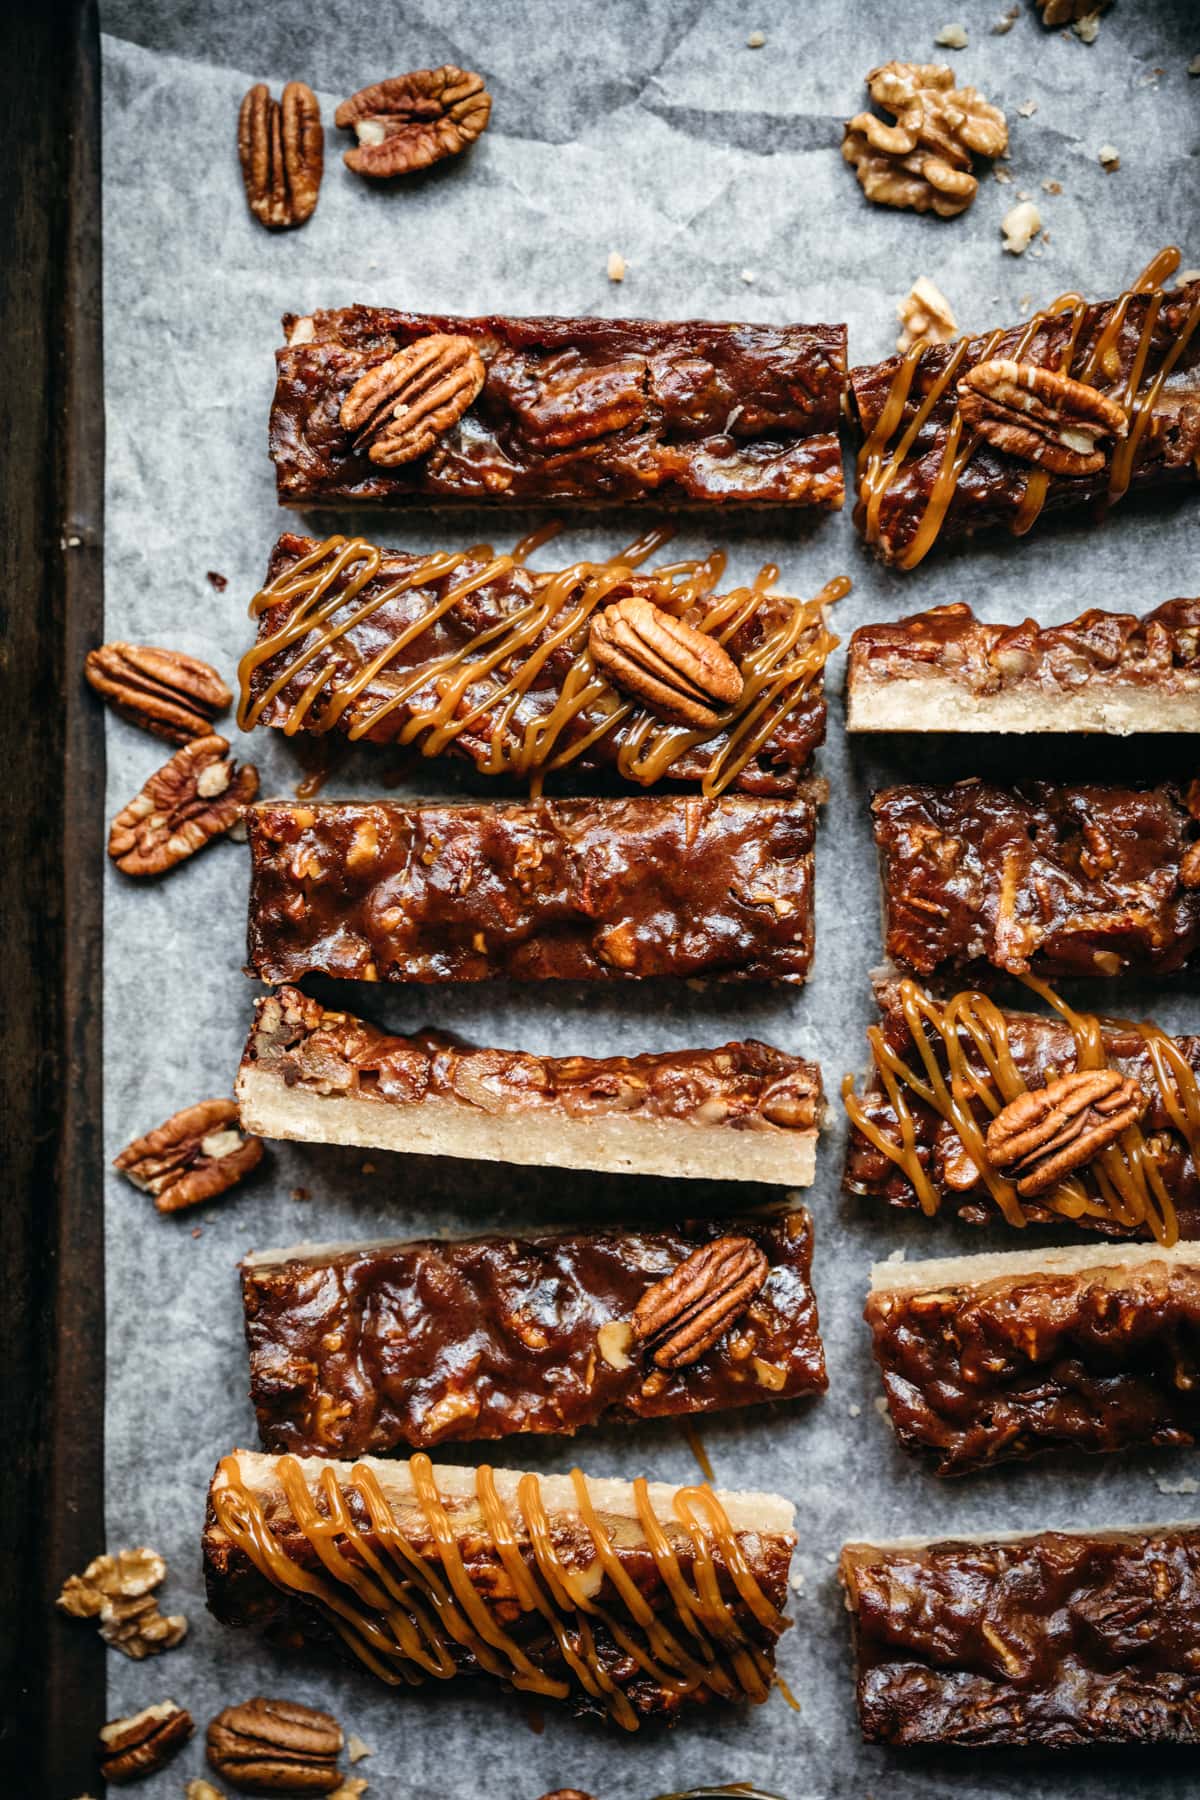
841;977;1200;1245
857;247;1200;567
236;534;842;796
211;1453;788;1731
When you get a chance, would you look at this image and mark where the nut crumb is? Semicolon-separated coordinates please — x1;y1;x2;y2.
1041;178;1062;193
1002;199;1041;254
331;1782;369;1800
361;1160;377;1175
740;268;756;284
993;165;1013;183
187;1783;226;1800
191;1226;202;1239
849;1402;862;1418
992;4;1019;31
1098;143;1120;169
1156;1475;1199;1495
205;570;227;591
1189;55;1200;77
1073;10;1101;41
291;1186;310;1201
934;23;968;49
789;1568;806;1594
874;1395;891;1418
606;250;626;282
746;30;765;48
896;276;958;352
887;1248;907;1263
347;1734;373;1764
1017;99;1038;118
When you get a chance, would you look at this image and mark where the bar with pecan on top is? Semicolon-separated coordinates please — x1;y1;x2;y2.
867;1240;1200;1475
269;308;847;509
204;1451;796;1727
241;1209;826;1457
237;988;825;1186
846;598;1200;734
238;532;845;797
245;794;819;986
848;253;1200;567
842;972;1200;1241
840;1522;1200;1746
874;778;1200;979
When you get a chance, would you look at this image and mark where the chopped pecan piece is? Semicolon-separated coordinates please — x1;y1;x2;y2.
115;1097;264;1213
335;66;491;177
207;1697;345;1794
339;335;486;466
85;641;231;745
237;81;323;230
589;596;744;728
843;61;1008;218
896;276;958;353
58;1545;187;1658
99;1701;193;1784
958;358;1130;476
108;734;258;876
631;1234;769;1369
985;1069;1148;1196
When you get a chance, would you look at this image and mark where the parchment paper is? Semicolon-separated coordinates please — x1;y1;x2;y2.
97;4;1200;1795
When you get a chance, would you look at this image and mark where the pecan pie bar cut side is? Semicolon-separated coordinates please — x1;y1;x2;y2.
236;987;824;1186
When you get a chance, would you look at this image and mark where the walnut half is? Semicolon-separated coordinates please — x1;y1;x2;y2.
843;61;1008;218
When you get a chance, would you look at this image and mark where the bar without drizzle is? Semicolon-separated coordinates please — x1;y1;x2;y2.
237;988;824;1185
204;1449;795;1728
867;1240;1200;1475
840;1522;1200;1746
874;778;1200;979
848;252;1200;568
237;532;844;796
241;1209;826;1457
846;599;1200;734
270;307;848;509
842;973;1200;1242
245;795;820;986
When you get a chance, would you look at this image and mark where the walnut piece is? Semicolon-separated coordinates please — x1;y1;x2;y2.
108;734;258;876
631;1235;769;1369
589;595;744;729
187;1785;227;1800
957;358;1130;476
114;1097;264;1213
334;66;491;178
99;1701;193;1784
85;642;231;745
896;276;959;352
843;61;1008;218
207;1697;345;1794
237;82;323;230
340;336;486;467
1036;0;1109;24
984;1069;1147;1197
1001;198;1041;254
57;1546;187;1659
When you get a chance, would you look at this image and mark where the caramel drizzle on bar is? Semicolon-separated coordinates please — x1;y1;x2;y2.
212;1453;788;1731
858;247;1200;569
842;977;1200;1246
236;529;846;796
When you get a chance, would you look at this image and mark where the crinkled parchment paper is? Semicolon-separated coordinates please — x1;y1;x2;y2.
97;3;1200;1794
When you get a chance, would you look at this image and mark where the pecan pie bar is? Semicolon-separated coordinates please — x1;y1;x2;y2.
846;599;1200;734
848;249;1200;567
842;972;1200;1242
840;1522;1200;1746
204;1450;795;1727
867;1240;1200;1475
874;778;1200;979
237;988;824;1186
269;308;847;509
245;794;819;985
241;1210;826;1456
238;532;845;796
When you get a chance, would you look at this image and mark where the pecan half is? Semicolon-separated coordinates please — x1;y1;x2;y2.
99;1701;193;1784
958;358;1130;476
85;642;231;745
115;1097;264;1213
632;1235;769;1369
108;734;258;877
238;81;323;229
58;1545;187;1658
589;596;744;729
843;62;1008;218
340;336;486;466
335;66;491;178
985;1068;1148;1197
207;1697;345;1794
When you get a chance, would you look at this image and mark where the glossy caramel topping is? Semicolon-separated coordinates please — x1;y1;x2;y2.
842;977;1200;1245
211;1454;790;1730
236;531;845;797
857;247;1200;569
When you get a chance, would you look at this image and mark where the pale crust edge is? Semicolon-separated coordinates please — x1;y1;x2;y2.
846;669;1200;735
869;1237;1200;1295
